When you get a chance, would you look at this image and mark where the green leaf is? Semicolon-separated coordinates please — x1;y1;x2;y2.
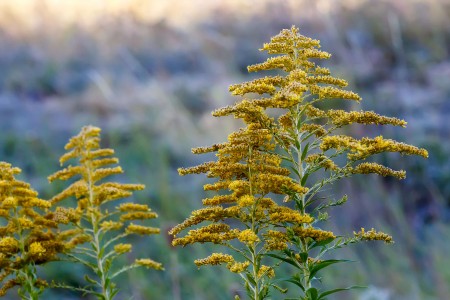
290;166;301;178
310;238;335;250
84;275;99;286
104;258;112;273
110;288;120;299
309;259;349;278
301;173;310;186
297;115;303;130
285;278;305;292
301;143;310;160
105;277;110;289
260;285;269;299
306;287;319;300
271;284;288;294
266;253;300;269
245;273;256;286
299;252;308;263
100;246;106;258
318;286;365;300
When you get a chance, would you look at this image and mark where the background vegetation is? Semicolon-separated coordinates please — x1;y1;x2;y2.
0;0;448;299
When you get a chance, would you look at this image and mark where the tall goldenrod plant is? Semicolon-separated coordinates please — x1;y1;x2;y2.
48;126;162;299
0;162;73;299
170;26;427;299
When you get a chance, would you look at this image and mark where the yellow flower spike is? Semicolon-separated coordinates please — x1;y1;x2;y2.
2;197;17;209
28;242;46;259
354;228;394;244
120;211;158;221
351;162;406;179
118;203;150;212
135;258;164;270
257;265;275;279
227;261;250;273
125;223;160;235
194;253;234;267
293;227;336;242
17;217;34;229
202;194;237;206
0;237;19;254
327;109;407;127
238;229;260;245
269;207;314;224
263;230;289;251
100;221;123;231
237;195;256;207
114;243;132;254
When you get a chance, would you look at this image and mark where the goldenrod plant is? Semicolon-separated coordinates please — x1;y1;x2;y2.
48;126;162;300
0;162;73;299
170;26;428;299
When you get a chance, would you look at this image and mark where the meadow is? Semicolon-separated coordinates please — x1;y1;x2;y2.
0;1;449;299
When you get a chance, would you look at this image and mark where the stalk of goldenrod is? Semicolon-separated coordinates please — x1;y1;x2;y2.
171;26;427;299
48;126;162;299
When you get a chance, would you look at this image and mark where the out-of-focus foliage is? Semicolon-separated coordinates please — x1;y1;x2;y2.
0;0;448;299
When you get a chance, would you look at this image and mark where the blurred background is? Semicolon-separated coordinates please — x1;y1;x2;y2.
0;0;449;299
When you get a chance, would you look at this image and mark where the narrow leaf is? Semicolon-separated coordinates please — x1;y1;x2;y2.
310;259;349;278
266;253;300;269
83;275;99;286
306;287;319;300
271;284;288;294
318;286;365;299
245;273;257;286
301;173;310;186
310;238;335;249
285;279;305;291
299;252;308;263
301;143;310;160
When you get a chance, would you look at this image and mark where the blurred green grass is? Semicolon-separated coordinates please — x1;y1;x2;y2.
0;0;449;299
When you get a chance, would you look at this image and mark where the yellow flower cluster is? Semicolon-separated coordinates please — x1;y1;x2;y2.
293;227;336;242
227;261;250;273
229;76;284;96
194;253;234;267
238;229;260;245
300;123;327;137
321;135;428;160
351;162;406;179
114;243;132;254
257;265;275;279
237;195;256;207
172;224;239;247
327;110;407;127
354;228;393;244
135;258;164;270
28;242;47;260
269;207;314;224
304;154;338;171
126;223;160;235
263;230;289;251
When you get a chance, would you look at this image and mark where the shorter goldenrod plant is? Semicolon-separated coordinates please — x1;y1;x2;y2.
48;126;162;300
0;162;73;299
171;26;427;300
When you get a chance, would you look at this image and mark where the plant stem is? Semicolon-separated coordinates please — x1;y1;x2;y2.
86;159;111;300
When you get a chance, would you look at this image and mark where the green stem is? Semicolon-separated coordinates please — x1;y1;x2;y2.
248;147;260;300
86;160;112;300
